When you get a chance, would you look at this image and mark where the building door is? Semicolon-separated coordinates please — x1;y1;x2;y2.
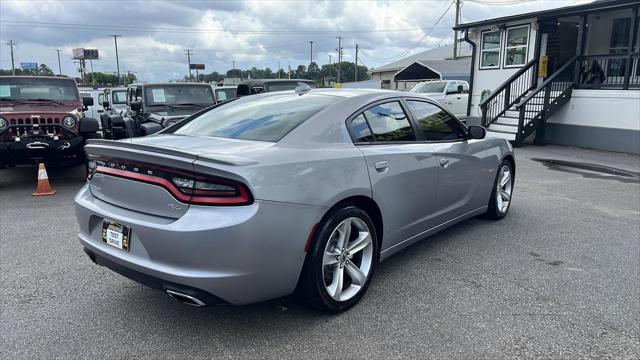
545;20;580;75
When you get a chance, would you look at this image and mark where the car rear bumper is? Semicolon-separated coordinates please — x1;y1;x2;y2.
0;136;85;166
74;184;326;305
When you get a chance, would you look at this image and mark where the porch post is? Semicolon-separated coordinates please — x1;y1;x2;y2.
574;14;589;88
532;18;543;89
623;6;638;90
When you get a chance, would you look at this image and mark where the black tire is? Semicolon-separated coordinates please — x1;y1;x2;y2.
297;206;379;312
485;159;514;220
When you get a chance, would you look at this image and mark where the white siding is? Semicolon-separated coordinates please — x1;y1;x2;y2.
468;19;539;116
549;89;640;131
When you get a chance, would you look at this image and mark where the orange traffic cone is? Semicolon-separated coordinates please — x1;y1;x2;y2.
32;163;56;196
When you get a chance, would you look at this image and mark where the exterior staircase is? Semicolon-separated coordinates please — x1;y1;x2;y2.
480;56;578;146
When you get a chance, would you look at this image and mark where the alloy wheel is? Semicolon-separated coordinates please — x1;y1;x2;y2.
321;217;374;302
496;165;512;214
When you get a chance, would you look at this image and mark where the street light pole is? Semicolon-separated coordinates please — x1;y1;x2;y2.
56;49;62;75
309;41;313;64
336;36;343;84
109;35;121;85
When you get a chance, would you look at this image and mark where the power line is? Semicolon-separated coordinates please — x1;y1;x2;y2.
360;0;455;62
0;20;453;35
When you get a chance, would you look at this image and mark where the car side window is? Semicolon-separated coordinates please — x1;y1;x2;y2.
361;101;415;142
351;114;374;142
406;100;465;141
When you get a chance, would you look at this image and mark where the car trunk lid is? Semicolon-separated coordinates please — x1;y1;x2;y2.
84;135;266;218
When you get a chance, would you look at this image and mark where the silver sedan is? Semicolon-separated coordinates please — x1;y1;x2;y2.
75;88;514;312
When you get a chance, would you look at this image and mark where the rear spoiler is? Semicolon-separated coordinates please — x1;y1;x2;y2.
85;139;257;166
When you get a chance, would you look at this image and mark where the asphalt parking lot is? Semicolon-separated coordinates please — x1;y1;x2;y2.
1;145;638;359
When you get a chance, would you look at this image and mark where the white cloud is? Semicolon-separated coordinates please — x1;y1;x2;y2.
0;0;594;81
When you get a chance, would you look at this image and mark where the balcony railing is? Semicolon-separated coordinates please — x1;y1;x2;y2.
578;52;640;90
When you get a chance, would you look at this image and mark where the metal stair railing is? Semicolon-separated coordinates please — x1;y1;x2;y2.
515;55;579;145
479;59;538;127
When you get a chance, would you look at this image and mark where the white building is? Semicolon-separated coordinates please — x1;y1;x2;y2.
455;0;639;154
369;44;472;90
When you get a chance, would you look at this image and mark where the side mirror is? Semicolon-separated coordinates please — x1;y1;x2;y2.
102;100;110;110
457;85;464;94
82;96;94;107
130;100;142;112
467;125;486;140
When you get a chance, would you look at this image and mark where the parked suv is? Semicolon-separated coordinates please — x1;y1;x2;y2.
409;80;469;119
101;83;216;139
0;76;100;167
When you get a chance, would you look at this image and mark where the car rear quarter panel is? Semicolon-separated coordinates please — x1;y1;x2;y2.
193;145;372;208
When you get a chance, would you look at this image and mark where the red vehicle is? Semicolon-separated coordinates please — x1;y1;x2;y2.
0;76;100;167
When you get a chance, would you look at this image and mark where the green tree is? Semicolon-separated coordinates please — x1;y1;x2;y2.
226;69;242;78
37;64;54;76
0;63;56;76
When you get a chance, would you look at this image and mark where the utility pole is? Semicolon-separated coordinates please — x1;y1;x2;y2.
309;41;314;64
89;59;95;85
278;60;281;79
56;49;62;75
355;43;359;82
328;54;332;65
7;40;16;75
185;49;193;81
336;36;343;84
109;35;121;85
453;0;462;59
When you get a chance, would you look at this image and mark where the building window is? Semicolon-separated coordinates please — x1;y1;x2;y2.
504;25;529;67
480;30;501;69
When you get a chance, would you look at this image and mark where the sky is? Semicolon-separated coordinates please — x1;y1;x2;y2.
0;0;595;82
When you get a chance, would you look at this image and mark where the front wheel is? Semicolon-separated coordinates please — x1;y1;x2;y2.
298;206;378;312
486;160;514;219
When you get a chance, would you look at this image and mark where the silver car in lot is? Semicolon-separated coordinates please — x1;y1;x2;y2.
75;88;515;312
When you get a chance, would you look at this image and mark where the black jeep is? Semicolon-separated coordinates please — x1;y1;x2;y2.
0;76;101;167
101;83;216;139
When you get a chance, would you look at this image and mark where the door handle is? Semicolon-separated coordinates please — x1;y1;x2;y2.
374;161;389;172
439;158;450;168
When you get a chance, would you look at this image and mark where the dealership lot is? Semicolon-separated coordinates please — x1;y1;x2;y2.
1;145;638;359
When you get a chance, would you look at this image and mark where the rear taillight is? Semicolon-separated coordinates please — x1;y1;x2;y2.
91;157;252;206
169;175;251;205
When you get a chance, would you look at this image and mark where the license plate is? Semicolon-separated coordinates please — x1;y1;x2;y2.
101;220;131;251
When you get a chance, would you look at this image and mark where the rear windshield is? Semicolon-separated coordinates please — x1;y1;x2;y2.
174;94;337;142
409;82;446;94
144;85;215;106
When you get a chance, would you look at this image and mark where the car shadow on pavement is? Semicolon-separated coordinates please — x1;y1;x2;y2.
93;214;496;342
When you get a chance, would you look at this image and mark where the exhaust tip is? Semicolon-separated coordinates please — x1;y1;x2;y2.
166;289;207;307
